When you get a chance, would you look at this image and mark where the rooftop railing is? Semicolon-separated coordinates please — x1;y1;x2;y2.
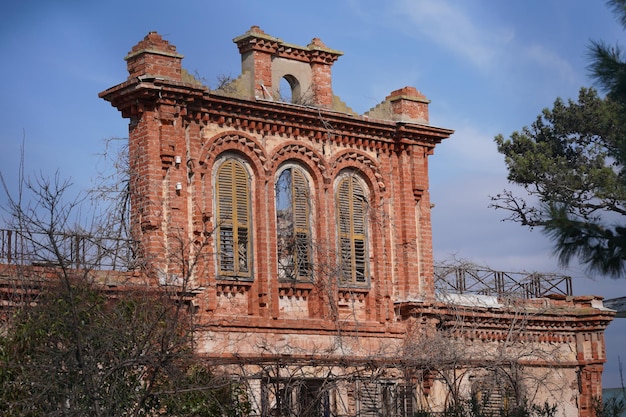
0;228;138;271
1;228;574;298
434;262;573;299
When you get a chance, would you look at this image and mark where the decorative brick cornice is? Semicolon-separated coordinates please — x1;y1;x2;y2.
216;281;252;297
334;150;386;192
397;300;615;346
199;131;270;175
233;26;282;55
271;142;330;183
100;75;453;154
278;284;312;300
233;26;342;65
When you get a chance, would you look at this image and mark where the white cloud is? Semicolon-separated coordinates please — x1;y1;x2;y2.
388;0;582;96
432;124;506;177
524;43;579;85
391;0;513;71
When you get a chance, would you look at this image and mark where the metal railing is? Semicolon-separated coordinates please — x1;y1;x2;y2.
434;263;572;299
0;228;574;297
0;228;138;271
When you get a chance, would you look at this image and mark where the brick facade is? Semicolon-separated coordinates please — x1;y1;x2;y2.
100;28;615;417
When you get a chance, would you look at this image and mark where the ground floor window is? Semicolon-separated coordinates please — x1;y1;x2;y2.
262;378;332;417
259;376;414;417
358;380;415;417
471;370;518;415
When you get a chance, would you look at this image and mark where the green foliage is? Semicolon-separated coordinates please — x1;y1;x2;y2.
0;278;244;417
492;87;626;276
493;1;626;277
0;107;245;415
496;88;624;191
594;393;626;417
160;366;251;417
588;0;626;105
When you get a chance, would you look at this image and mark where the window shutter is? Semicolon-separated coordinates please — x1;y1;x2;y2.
351;180;367;283
336;176;368;285
276;167;312;281
216;159;251;277
357;381;379;417
292;169;311;279
217;162;235;224
293;169;308;230
234;163;250;273
357;381;415;417
337;180;351;235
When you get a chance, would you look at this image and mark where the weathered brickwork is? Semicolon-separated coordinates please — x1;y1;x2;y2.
99;28;615;417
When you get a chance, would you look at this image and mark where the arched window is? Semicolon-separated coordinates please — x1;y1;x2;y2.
276;166;312;281
336;174;369;285
279;77;293;103
215;158;252;279
279;74;300;103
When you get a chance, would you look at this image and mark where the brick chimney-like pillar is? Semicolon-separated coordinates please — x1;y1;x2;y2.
234;26;280;99
123;32;186;280
234;27;342;105
125;31;184;81
388;87;430;124
309;38;338;108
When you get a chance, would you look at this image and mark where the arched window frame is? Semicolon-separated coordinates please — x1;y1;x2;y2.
335;172;370;287
279;74;301;103
275;164;314;282
214;157;253;280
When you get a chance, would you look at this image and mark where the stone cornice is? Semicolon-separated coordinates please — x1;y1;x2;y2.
397;301;615;337
196;315;407;336
99;78;454;153
233;26;342;65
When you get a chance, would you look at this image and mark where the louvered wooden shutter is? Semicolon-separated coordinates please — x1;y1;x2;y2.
357;381;380;417
336;176;368;285
337;179;352;283
292;169;311;279
352;180;367;283
216;160;251;277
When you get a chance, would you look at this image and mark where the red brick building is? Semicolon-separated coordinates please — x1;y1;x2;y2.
100;27;614;417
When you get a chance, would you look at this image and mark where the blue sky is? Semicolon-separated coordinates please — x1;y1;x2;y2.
1;0;625;387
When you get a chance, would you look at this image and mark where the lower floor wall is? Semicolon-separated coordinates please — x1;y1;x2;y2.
193;295;614;417
214;361;584;417
0;266;613;416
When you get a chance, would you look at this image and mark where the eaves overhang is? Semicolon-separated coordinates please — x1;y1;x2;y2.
99;78;454;151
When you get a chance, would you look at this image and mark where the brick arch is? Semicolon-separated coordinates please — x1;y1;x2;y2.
271;142;330;186
332;150;385;193
198;131;270;177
